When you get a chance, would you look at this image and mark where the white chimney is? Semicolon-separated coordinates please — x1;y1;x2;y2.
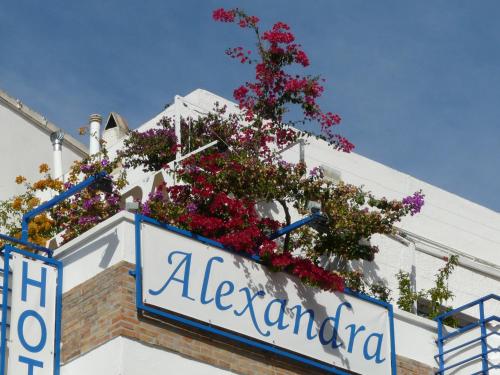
89;114;102;155
50;130;64;180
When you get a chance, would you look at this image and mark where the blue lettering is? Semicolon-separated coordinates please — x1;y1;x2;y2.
200;256;224;305
18;310;47;353
319;302;351;348
215;281;234;311
22;261;47;308
148;251;194;301
18;356;43;375
234;288;270;337
363;332;386;363
345;323;366;353
264;298;289;330
290;305;317;340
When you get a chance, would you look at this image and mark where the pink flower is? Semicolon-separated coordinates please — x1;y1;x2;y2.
234;85;249;102
295;50;310;67
212;8;236;22
262;22;295;44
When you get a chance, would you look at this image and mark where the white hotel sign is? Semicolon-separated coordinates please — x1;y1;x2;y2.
138;219;396;375
1;248;61;375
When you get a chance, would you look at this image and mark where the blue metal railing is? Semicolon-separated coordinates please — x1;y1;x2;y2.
0;253;11;375
435;294;499;374
0;233;52;255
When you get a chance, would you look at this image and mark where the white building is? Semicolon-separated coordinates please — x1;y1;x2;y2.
0;89;498;375
0;89;87;199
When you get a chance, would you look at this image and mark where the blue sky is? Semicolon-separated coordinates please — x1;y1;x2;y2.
1;1;499;211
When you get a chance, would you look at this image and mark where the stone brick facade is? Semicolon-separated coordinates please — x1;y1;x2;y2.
61;261;435;375
397;357;434;375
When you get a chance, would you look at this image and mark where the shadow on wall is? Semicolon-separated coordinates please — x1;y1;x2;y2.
61;229;119;269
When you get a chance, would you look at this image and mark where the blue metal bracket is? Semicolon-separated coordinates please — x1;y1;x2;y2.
269;212;327;240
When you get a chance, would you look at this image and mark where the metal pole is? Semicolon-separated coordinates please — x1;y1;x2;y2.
479;300;489;373
437;318;445;374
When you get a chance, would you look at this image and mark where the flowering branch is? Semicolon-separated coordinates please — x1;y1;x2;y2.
213;8;353;151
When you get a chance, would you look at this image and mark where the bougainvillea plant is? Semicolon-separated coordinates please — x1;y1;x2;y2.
0;164;63;247
51;146;126;244
212;8;354;152
0;9;425;299
118;8;425;294
0;146;126;248
117;117;179;172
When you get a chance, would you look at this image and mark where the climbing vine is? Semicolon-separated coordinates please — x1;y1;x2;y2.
397;255;459;325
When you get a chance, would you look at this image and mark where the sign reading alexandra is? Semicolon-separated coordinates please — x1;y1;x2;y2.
6;252;59;375
139;220;395;375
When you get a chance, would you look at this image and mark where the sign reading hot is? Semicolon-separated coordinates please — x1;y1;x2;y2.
136;217;397;375
2;249;62;375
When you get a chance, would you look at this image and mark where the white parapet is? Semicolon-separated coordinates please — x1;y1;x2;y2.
61;336;236;375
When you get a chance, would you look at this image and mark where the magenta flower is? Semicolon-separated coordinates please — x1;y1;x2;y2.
403;191;425;216
186;203;197;213
80;164;93;173
141;203;152;217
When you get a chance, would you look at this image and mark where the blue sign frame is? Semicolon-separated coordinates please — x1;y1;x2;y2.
133;214;397;375
0;245;63;375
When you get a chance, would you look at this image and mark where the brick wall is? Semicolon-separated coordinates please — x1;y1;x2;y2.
61;261;435;375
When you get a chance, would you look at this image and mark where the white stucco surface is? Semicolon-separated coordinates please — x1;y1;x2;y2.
0;93;86;200
61;336;235;375
55;211;136;293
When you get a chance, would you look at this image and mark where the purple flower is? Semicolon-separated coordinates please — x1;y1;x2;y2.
80;164;94;173
309;167;324;178
146;190;163;201
186;202;197;213
82;196;100;210
83;199;93;210
101;159;110;167
278;160;291;168
403;191;425;216
107;195;120;206
141;203;152;216
78;215;100;225
186;165;201;173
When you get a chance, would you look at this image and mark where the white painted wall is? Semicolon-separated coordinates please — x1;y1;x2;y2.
55;212;136;293
0;99;86;200
61;336;235;375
